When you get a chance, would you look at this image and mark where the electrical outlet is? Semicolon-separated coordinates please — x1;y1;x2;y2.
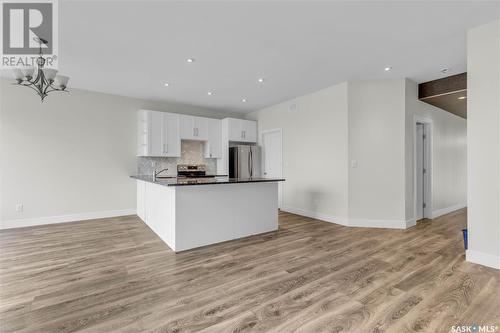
15;204;23;213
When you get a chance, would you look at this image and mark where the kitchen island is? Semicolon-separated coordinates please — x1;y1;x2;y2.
131;175;285;252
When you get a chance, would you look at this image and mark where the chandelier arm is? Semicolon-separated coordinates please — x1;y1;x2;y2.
45;88;68;94
31;70;42;86
47;82;62;91
17;78;46;98
20;83;44;95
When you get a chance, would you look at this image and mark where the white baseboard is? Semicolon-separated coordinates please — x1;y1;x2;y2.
466;249;500;270
281;206;349;226
348;218;408;229
431;203;467;219
281;206;410;229
405;218;417;229
0;209;137;230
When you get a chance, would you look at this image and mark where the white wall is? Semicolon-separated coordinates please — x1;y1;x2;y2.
247;78;467;230
0;79;237;228
347;79;407;224
466;20;500;269
246;83;349;223
405;79;467;220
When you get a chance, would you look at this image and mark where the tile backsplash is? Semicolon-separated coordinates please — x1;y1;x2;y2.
137;140;217;176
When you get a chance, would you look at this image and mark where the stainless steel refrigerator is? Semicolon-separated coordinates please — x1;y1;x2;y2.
229;145;262;178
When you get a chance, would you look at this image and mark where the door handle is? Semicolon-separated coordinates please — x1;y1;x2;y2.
248;152;251;178
249;148;253;177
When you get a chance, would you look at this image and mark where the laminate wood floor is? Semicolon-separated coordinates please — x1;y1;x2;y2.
1;209;499;333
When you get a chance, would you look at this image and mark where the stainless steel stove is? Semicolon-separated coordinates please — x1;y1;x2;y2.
177;164;214;179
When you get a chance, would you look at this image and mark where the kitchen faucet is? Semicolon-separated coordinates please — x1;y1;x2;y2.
153;168;168;181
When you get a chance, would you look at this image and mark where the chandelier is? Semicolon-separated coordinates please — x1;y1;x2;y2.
11;37;69;102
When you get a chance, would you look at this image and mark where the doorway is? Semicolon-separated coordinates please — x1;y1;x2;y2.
261;129;283;208
414;120;432;220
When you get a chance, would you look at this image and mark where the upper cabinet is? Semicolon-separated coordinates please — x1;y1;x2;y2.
137;110;180;157
204;118;222;158
225;118;257;143
138;112;256;161
179;115;208;141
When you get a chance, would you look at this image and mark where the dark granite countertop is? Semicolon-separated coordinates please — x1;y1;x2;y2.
130;175;285;186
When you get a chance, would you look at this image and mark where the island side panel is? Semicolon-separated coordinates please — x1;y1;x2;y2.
140;181;176;251
174;182;279;252
137;180;146;221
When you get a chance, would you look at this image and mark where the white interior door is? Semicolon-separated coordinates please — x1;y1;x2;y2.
262;129;283;208
416;123;424;220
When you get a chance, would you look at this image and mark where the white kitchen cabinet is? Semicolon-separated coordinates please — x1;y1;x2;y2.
204;118;222;158
225;118;258;143
194;117;208;140
242;120;257;143
137;110;180;157
180;115;208;141
162;113;181;156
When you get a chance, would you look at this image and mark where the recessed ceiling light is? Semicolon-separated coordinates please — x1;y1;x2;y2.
242;98;247;103
207;91;213;96
164;83;169;87
257;78;265;83
186;58;195;63
384;67;392;72
458;96;467;100
441;68;450;74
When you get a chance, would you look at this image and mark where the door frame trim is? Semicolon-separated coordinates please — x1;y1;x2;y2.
413;116;433;220
260;128;283;207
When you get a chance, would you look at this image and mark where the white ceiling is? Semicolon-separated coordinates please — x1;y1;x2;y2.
16;1;500;113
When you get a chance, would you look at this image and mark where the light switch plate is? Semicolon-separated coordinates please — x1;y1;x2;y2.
351;160;358;168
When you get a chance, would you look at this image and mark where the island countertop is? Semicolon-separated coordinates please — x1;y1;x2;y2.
131;175;285;186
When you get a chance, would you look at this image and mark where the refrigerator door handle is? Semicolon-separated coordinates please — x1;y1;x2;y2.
250;148;253;177
248;149;251;178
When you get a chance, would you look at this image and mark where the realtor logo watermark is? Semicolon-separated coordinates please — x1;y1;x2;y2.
1;0;58;68
451;324;499;333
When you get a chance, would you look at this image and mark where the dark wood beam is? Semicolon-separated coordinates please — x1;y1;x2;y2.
418;73;467;119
